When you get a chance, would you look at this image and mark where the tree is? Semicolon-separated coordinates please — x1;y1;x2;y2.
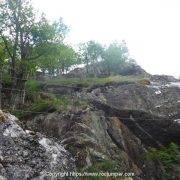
80;41;104;76
0;0;68;108
37;44;79;77
102;41;129;75
57;44;79;75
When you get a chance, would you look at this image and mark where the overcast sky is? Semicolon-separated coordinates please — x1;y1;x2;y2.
32;0;180;77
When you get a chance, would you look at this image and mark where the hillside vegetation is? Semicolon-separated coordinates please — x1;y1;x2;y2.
0;1;180;180
44;75;149;87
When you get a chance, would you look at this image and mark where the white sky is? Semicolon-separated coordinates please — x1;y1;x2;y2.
32;0;180;77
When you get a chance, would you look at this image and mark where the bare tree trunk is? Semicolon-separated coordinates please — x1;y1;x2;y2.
10;74;27;109
10;59;28;109
10;68;18;110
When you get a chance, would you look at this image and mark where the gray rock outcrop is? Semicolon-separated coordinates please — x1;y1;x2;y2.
0;112;75;180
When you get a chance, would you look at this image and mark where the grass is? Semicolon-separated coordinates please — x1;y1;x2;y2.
25;79;44;93
85;160;119;172
80;160;120;180
10;75;149;118
146;143;180;179
12;92;89;119
12;96;70;118
11;80;71;118
9;77;90;118
44;75;148;87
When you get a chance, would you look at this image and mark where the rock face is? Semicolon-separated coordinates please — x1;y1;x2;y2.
24;77;180;180
150;75;178;84
1;76;180;180
26;110;166;180
0;112;75;180
66;64;148;78
86;81;180;118
118;64;148;76
85;81;180;146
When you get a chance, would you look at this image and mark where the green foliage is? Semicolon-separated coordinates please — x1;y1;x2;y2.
79;41;104;74
11;99;51;119
86;161;118;172
82;160;119;180
12;110;28;119
102;41;131;75
12;95;71;118
29;100;50;112
51;96;70;109
45;75;146;87
0;40;8;67
79;40;137;77
53;17;69;42
29;95;71;113
25;80;43;93
38;44;79;76
2;73;12;86
0;0;70;84
0;0;62;107
73;99;88;108
0;0;142;111
147;143;180;179
58;44;79;73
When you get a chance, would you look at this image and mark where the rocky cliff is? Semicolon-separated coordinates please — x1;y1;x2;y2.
0;75;180;180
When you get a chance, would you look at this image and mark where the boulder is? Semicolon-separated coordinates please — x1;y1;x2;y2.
0;111;75;180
